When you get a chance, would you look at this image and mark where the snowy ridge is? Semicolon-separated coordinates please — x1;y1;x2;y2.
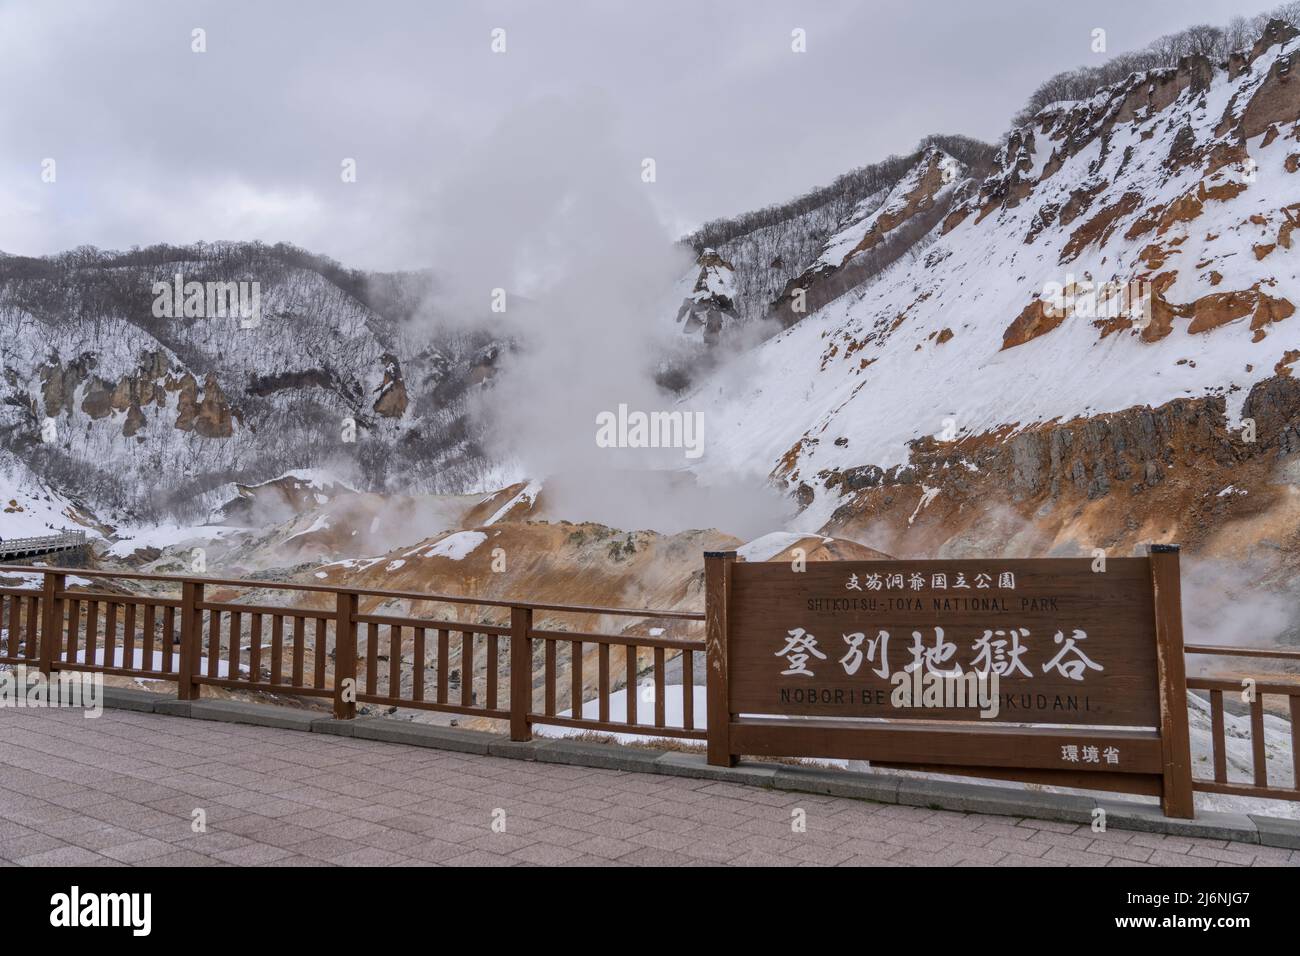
692;32;1300;531
814;148;965;272
0;243;502;519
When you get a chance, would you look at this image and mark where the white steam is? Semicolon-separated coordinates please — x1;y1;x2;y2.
421;92;792;538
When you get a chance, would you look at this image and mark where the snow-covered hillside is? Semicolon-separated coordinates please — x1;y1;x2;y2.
684;137;995;326
811;149;965;275
6;21;1300;582
0;243;503;520
0;448;100;537
693;22;1300;550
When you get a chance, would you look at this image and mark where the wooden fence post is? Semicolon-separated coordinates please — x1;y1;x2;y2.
510;605;533;741
177;581;203;701
1149;544;1194;819
334;591;358;720
705;551;737;767
39;570;66;677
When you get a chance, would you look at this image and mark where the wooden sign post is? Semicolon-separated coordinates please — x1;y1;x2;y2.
703;545;1195;818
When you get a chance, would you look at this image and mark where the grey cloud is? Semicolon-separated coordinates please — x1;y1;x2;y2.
0;0;1268;269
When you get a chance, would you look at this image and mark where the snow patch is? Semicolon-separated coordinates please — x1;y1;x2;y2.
420;531;488;561
737;531;830;563
537;683;708;745
908;486;940;526
484;480;542;526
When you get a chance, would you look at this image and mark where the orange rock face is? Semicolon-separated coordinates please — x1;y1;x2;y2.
1060;192;1142;262
1252;292;1296;331
1238;47;1300;139
372;355;409;418
845;154;952;260
175;373;235;437
1001;299;1065;350
1185;290;1260;334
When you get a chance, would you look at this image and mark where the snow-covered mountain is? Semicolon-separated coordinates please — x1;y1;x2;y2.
769;145;969;327
684;135;996;326
0;242;504;520
6;17;1300;585
691;19;1300;567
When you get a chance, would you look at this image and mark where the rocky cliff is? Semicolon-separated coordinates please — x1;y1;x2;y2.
692;21;1300;576
0;242;502;520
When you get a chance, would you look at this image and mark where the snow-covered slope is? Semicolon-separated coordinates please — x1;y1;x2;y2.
0;448;101;538
769;145;970;327
684;136;997;327
694;24;1300;547
0;243;502;519
811;147;965;275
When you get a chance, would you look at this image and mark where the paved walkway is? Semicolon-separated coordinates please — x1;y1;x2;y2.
0;707;1295;867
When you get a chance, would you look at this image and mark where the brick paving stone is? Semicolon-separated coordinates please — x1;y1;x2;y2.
628;828;694;852
1027;828;1095;852
1148;849;1211;867
1015;818;1082;833
211;843;296;865
15;845;112;866
1089;840;1153;863
0;707;1294;868
1129;832;1212;852
439;849;517;867
566;834;643;860
1041;845;1111;866
462;832;537;855
1187;844;1264;866
331;846;411;867
98;838;177;863
0;832;65;860
995;852;1069;867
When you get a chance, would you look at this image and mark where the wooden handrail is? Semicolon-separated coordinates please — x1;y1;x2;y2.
0;563;704;620
12;561;1293;801
0;531;86;557
1186;645;1300;802
1186;643;1300;661
528;627;703;651
1;564;706;745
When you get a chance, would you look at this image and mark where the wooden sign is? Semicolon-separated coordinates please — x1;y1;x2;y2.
730;558;1158;725
704;546;1194;818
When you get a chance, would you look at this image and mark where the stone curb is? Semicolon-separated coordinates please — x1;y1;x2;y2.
93;686;163;712
1252;813;1300;849
347;717;493;755
529;738;664;772
99;688;1300;850
652;752;780;786
185;699;319;731
153;700;191;717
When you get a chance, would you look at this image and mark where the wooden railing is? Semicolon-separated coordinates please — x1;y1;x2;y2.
0;565;704;742
0;530;87;560
4;563;1297;804
1186;643;1300;801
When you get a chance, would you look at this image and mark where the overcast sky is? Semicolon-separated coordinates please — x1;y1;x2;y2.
0;0;1278;271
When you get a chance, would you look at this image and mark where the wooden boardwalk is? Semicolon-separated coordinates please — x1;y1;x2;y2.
0;531;86;561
